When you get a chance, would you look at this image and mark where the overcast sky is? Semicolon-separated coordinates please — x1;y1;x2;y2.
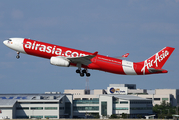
0;0;179;93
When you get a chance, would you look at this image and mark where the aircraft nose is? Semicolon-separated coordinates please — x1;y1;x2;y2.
3;40;8;45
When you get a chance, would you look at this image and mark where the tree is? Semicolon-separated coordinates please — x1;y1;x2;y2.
153;101;176;119
137;114;142;118
110;114;118;118
94;114;100;118
121;113;128;118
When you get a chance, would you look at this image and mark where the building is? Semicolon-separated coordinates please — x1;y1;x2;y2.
100;94;153;118
137;89;179;106
0;91;153;119
106;84;179;107
64;86;153;118
1;84;177;119
0;93;73;119
72;94;152;118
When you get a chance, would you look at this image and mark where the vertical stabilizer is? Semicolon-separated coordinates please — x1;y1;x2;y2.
138;47;175;74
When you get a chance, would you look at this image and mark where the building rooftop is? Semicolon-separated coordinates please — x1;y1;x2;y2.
100;94;151;100
0;94;65;107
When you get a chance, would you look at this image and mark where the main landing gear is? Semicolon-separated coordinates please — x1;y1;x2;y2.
16;52;20;59
76;69;91;77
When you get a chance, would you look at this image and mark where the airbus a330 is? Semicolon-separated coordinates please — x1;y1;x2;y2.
3;38;175;77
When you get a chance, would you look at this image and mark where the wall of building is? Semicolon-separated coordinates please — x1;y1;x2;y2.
129;100;153;116
155;89;179;106
113;99;130;115
65;95;73;118
99;95;113;118
15;100;60;119
0;107;13;119
0;94;74;119
136;94;171;106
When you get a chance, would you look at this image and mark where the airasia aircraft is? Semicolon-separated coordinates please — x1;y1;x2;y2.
3;38;175;77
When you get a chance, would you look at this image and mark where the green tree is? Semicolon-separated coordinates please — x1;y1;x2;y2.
137;114;142;118
110;114;118;118
94;114;100;118
153;101;176;119
121;113;128;118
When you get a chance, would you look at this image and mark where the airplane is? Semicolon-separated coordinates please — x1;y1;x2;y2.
3;38;175;77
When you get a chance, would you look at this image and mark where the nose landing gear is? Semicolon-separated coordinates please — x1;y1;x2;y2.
16;52;20;59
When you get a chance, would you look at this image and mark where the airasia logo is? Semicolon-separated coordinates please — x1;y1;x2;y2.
141;50;169;74
24;41;86;57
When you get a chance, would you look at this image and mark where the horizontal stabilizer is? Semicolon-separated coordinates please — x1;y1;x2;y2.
148;68;168;73
122;53;129;58
115;53;129;59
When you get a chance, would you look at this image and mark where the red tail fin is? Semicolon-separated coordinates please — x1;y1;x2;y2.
139;47;175;74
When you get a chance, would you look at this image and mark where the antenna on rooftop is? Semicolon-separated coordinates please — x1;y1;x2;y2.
85;77;90;94
85;77;89;90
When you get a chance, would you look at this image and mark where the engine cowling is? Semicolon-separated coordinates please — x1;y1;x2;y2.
50;57;70;67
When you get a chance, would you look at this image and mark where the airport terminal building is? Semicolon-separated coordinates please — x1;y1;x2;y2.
0;84;178;119
0;93;152;119
0;94;73;119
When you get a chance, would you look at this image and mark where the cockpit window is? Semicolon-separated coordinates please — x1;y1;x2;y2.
8;39;12;44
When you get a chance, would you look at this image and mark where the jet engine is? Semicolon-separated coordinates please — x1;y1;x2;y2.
50;57;70;67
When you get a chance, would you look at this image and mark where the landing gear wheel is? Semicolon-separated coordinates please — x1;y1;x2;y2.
16;52;20;59
86;73;91;77
16;55;20;59
76;69;80;73
80;72;84;77
75;65;91;77
82;69;87;73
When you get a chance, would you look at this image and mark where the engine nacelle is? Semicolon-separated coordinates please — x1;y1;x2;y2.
50;57;70;67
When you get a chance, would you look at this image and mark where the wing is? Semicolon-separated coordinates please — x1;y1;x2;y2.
67;51;98;66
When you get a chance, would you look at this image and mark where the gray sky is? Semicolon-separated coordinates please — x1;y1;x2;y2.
0;0;179;93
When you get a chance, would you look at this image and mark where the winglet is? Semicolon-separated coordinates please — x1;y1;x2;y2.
122;53;129;58
92;51;98;56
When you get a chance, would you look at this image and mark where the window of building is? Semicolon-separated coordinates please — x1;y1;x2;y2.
16;116;29;118
130;107;152;110
74;98;81;100
16;107;29;110
93;98;99;100
154;98;160;101
162;98;168;101
19;102;31;104
19;102;58;104
60;107;64;110
73;106;99;111
130;100;152;104
120;101;128;104
114;107;128;110
0;107;12;110
44;102;58;104
101;102;107;116
82;98;89;100
45;107;57;110
45;116;57;118
73;99;99;104
31;116;43;119
65;102;71;117
31;107;43;110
